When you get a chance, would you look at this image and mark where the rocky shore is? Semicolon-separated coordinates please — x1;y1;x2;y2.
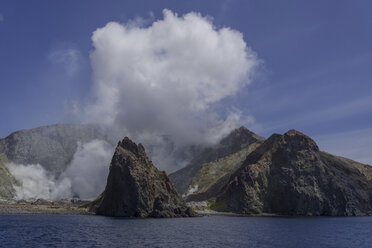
0;200;271;217
0;199;92;215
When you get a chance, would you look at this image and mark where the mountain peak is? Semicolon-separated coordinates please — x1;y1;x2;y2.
284;129;308;137
118;137;145;156
228;126;255;137
281;129;319;152
219;126;264;147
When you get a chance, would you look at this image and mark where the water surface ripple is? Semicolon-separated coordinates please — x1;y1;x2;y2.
0;215;371;247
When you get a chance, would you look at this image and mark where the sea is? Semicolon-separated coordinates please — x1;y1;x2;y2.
0;215;371;247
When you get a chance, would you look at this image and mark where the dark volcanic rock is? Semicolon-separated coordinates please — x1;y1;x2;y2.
215;130;372;216
91;137;195;218
169;126;264;194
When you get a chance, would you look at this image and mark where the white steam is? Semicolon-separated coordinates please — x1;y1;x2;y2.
85;9;259;148
6;140;113;200
6;163;56;200
56;140;114;199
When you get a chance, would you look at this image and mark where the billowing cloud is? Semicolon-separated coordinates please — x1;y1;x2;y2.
85;9;259;149
6;140;114;200
56;139;114;199
6;163;56;200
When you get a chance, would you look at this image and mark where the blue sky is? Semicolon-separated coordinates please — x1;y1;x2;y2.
0;0;371;164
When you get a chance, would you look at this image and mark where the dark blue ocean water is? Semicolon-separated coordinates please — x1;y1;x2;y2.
0;215;371;248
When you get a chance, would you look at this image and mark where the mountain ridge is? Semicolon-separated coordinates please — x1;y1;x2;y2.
169;126;265;194
212;130;372;216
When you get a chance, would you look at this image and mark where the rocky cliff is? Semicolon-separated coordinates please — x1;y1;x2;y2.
91;137;195;218
169;126;264;194
0;153;18;200
214;130;372;216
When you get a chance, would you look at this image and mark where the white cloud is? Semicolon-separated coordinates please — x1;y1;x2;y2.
48;48;81;76
85;9;259;149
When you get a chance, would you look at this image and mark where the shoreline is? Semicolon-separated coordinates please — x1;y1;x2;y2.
0;202;93;215
1;202;370;217
195;210;282;217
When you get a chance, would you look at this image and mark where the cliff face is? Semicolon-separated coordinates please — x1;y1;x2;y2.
0;123;107;175
169;126;264;194
184;141;262;201
0;153;18;200
92;137;195;218
214;130;372;216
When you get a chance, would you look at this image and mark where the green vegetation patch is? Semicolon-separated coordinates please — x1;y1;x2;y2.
187;142;262;195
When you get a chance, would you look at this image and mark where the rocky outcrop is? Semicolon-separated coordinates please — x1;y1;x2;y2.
91;137;195;218
214;130;372;216
0;123;108;175
169;126;265;194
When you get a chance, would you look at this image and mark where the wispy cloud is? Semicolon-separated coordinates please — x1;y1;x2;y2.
0;13;4;22
47;48;81;76
125;11;155;28
63;100;81;123
221;0;234;13
314;128;372;165
259;96;372;134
